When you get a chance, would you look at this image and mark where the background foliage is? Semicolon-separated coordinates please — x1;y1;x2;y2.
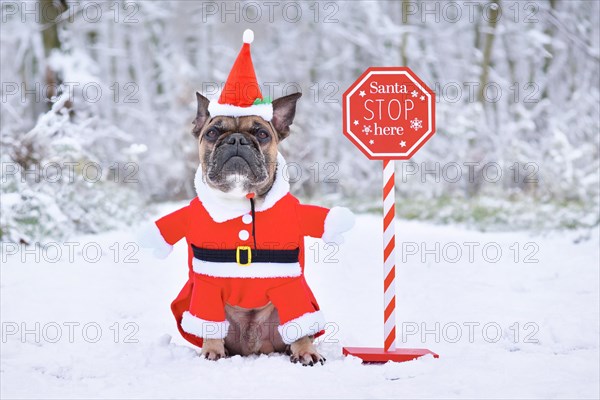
1;0;599;242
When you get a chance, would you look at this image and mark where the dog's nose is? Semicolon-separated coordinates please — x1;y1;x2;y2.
226;133;250;146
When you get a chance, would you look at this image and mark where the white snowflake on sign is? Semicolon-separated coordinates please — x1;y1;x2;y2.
369;139;375;145
400;141;406;147
420;95;425;101
410;118;422;131
353;120;359;126
411;90;419;98
359;90;366;97
362;125;372;135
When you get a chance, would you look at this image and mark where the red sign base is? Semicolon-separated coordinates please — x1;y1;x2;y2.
343;347;439;363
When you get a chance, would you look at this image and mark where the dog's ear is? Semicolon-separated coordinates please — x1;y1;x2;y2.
271;92;301;141
192;92;211;137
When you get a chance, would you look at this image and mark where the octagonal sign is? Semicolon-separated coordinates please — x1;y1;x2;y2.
343;67;436;160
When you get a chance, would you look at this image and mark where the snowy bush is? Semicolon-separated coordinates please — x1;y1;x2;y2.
1;99;143;244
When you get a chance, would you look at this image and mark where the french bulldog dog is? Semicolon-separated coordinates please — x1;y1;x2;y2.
140;90;354;367
139;29;354;366
193;91;318;363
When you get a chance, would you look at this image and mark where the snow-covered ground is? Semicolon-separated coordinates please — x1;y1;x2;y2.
1;205;599;399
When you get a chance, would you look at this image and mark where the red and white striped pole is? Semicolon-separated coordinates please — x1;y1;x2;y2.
382;160;396;352
342;158;438;361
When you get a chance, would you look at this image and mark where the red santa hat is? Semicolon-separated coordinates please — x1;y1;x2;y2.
207;29;273;121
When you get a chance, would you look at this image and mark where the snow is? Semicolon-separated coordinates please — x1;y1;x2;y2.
1;205;599;399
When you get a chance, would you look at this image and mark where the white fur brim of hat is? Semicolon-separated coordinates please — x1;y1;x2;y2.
208;101;273;121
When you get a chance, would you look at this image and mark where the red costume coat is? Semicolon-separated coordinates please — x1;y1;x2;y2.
144;153;354;347
155;192;330;347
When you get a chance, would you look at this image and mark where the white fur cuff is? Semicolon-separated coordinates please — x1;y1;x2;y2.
136;222;173;259
322;207;355;244
278;311;326;344
181;311;230;339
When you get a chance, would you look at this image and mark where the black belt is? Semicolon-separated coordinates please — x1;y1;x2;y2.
191;244;299;266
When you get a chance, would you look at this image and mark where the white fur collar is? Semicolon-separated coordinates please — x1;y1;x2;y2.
194;152;290;222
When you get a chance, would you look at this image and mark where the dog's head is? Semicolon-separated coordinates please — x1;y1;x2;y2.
192;92;301;198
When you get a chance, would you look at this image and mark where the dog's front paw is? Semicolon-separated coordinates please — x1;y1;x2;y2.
201;338;226;361
290;351;325;366
289;337;326;366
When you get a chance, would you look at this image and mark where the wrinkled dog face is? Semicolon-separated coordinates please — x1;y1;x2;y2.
200;116;274;195
192;92;301;197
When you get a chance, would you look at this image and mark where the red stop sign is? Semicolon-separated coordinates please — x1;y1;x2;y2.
343;67;436;160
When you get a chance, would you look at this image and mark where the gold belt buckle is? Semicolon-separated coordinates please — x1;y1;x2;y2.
236;246;252;266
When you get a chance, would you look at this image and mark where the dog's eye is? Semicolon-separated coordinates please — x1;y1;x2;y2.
255;130;270;141
204;128;219;140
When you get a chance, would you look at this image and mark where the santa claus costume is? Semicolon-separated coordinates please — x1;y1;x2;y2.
139;30;354;348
